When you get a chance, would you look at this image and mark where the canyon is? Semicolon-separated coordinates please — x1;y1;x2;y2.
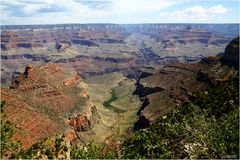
0;24;239;150
1;24;238;85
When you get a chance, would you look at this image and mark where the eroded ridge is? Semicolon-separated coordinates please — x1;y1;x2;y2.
0;64;100;148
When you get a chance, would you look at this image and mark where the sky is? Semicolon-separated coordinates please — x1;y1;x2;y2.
0;0;239;25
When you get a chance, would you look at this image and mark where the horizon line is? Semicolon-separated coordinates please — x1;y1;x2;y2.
1;22;240;26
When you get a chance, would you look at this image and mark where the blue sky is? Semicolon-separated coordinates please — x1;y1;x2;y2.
0;0;239;25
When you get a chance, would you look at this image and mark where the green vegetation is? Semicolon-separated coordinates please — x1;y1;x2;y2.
1;75;239;159
103;88;127;113
0;121;21;159
0;100;5;112
48;75;240;159
71;143;117;159
11;138;117;159
121;77;239;159
103;89;118;108
11;135;71;159
0;100;21;159
14;76;239;159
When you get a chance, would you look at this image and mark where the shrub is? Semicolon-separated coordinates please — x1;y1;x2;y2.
121;77;239;159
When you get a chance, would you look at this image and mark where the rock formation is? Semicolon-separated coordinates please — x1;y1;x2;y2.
134;37;239;128
23;64;34;78
56;41;71;52
221;37;239;69
0;64;99;148
68;106;100;132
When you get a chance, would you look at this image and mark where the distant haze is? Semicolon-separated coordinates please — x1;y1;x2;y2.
1;0;239;25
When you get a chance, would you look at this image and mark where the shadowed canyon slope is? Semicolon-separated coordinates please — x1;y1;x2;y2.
134;37;239;127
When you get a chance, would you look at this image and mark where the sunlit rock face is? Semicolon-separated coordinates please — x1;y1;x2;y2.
1;64;99;148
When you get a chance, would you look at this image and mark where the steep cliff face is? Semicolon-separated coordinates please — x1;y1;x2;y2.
0;64;100;148
68;105;100;133
134;37;239;129
0;27;129;51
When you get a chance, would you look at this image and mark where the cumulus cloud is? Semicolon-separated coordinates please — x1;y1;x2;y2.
1;0;178;24
208;5;228;14
160;5;228;22
0;0;233;24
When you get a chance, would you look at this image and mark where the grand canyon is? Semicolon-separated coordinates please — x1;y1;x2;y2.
1;24;238;85
1;23;239;159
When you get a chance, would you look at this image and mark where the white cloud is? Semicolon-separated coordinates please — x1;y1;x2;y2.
1;1;232;24
160;5;228;22
1;0;177;24
208;5;228;14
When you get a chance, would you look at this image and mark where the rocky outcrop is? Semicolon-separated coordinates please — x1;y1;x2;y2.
68;106;100;132
62;73;80;86
0;64;99;149
24;64;34;78
221;37;239;69
56;41;71;52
